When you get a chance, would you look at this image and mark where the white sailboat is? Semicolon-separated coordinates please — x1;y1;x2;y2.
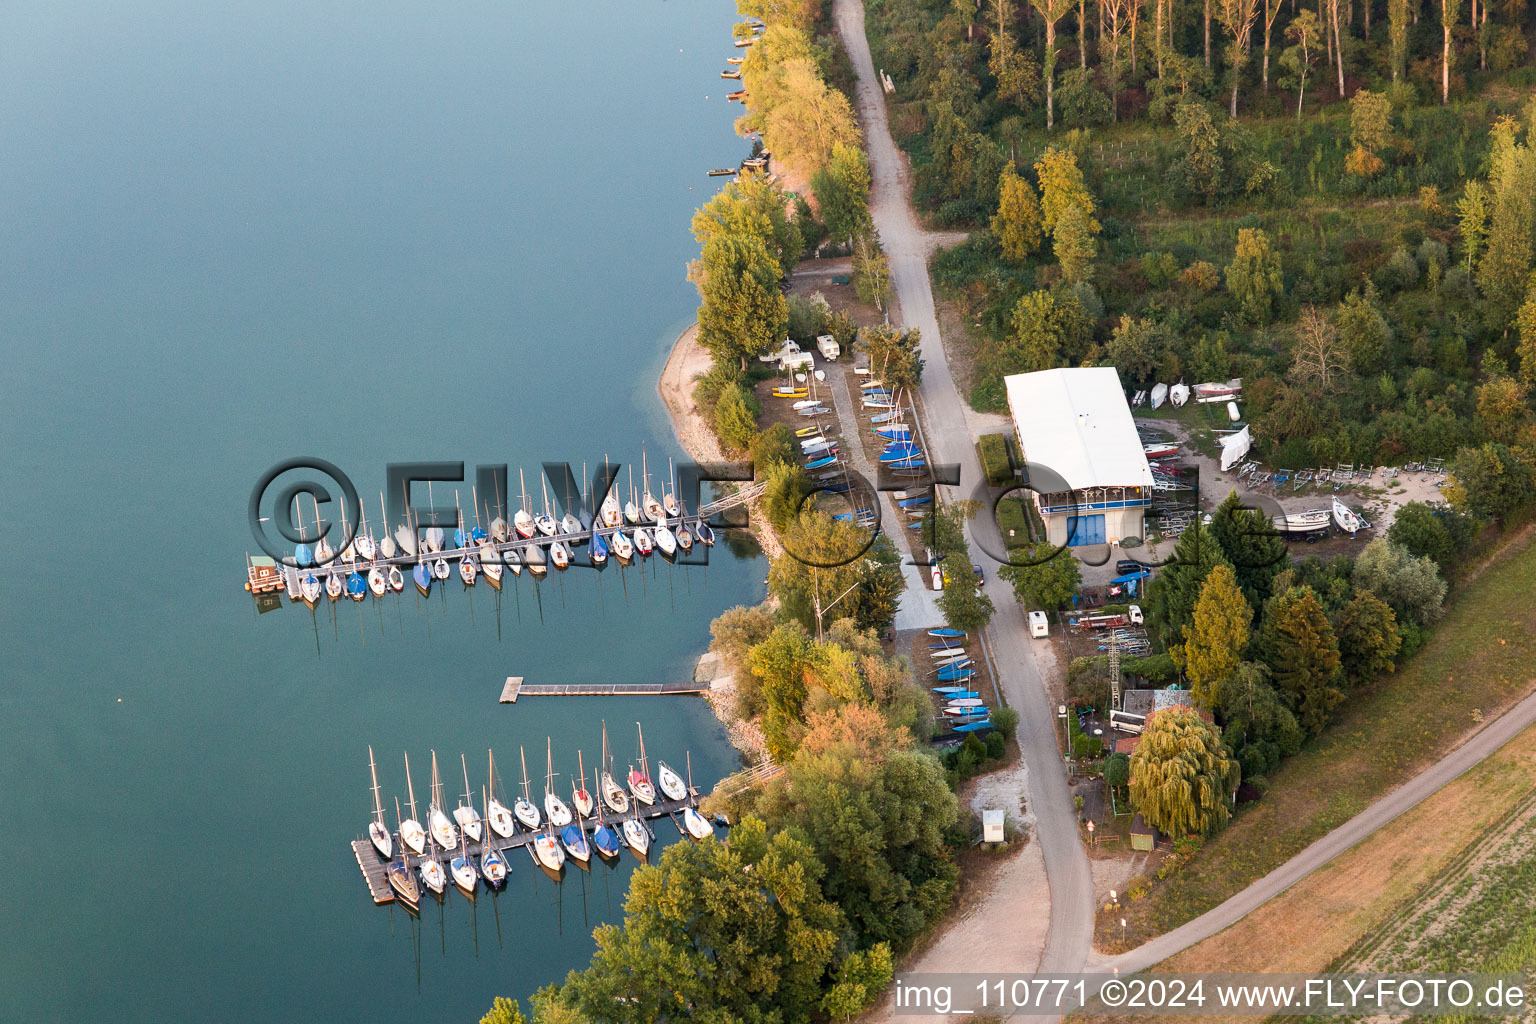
450;827;477;899
532;828;566;873
1150;382;1168;409
299;572;322;608
515;746;542;831
514;469;537;539
479;787;508;888
418;849;446;897
641;451;665;523
400;752;427;855
325;571;343;601
655;759;687;803
427;750;459;851
535;477;557;537
388;799;421;910
622;811;650;857
479;543;503;589
623;465;641;525
600;721;630;814
544;738;572;827
681;752;713;840
1332;497;1368;535
454;753;483;843
387;565;404;592
663;457;681;518
573;751;595;818
600;459;623;527
1169;381;1190;407
312;495;334;565
628;723;656;806
377;493;397;560
367;746;392;859
486;750;517;839
423;482;445;553
608;528;634;565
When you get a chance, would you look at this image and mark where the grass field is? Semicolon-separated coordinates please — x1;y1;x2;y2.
1106;528;1536;949
1087;722;1536;1024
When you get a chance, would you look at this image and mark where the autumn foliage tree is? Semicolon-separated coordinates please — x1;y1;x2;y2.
992;161;1044;261
1129;705;1240;836
1178;564;1252;710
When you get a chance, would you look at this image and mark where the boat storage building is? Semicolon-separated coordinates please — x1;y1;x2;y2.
1004;366;1154;547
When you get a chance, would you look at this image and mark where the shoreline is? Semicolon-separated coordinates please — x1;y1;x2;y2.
658;321;773;764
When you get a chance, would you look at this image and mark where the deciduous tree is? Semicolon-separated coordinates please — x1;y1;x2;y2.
1007;289;1090;371
992;162;1044;261
1444;442;1536;523
1345;90;1393;177
1226;228;1283;325
1282;10;1321;118
693;234;789;369
1290;304;1348;393
1215;0;1260;117
1034;147;1100;236
1128;706;1239;835
1332;591;1402;686
812;143;872;248
763;58;862;179
1053;203;1099;285
1000;543;1083;608
1029;0;1077;130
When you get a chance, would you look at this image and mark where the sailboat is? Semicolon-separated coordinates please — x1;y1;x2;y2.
600;721;630;814
600;461;623;527
431;555;450;580
695;519;715;546
355;501;377;561
680;752;713;840
368;566;386;597
427;750;459;851
450;827;477;898
479;544;502;589
459;555;477;586
293;496;314;568
572;752;595;818
591;809;621;860
524;542;547;577
608;528;634;564
514;746;542;831
514;469;537;539
561;781;591;864
367;747;392;859
413;559;431;596
549;537;571;571
589;528;609;567
544;738;572;827
423;482;445;553
387;799;421;911
346;570;366;600
623;465;641;525
535;477;557;537
299;572;322;608
312;495;334;565
400;753;427;855
325;571;344;601
486;750;517;838
622;809;650;857
418;847;446;898
652;521;677;559
655;759;687;802
641;451;665;523
663;458;681;517
628;723;656;806
387;565;404;592
479;787;507;888
378;493;397;560
454;753;483;843
532;825;566;873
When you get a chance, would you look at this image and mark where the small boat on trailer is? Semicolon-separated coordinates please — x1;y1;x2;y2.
1273;508;1331;534
1150;382;1168;408
1332;498;1369;535
952;719;993;733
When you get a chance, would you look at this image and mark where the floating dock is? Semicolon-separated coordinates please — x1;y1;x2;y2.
352;792;706;905
501;678;708;702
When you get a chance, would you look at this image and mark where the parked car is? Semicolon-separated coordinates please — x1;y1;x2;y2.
1116;558;1149;574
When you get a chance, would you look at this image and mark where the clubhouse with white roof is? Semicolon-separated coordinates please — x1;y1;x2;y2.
1003;366;1154;547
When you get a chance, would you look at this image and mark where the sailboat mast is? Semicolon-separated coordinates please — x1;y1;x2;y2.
369;746;385;824
404;752;419;819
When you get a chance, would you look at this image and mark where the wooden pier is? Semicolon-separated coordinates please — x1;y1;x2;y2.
351;792;707;904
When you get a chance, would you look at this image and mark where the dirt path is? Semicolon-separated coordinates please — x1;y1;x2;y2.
833;0;1091;981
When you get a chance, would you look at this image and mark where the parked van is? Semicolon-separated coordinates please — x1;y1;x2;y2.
1028;610;1049;638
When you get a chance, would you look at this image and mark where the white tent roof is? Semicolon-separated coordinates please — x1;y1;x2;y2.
1004;367;1154;491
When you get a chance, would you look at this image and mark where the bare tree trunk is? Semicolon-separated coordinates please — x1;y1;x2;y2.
1082;0;1090;66
1364;0;1371;37
1333;0;1345;96
1441;0;1450;103
1205;0;1212;66
1156;0;1166;75
1480;6;1487;69
1130;0;1139;72
1047;25;1058;127
1263;0;1273;91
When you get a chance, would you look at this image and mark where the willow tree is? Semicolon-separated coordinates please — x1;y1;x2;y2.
1128;706;1239;836
1031;0;1076;129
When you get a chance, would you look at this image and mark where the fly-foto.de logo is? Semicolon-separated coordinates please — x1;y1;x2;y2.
247;456;1309;578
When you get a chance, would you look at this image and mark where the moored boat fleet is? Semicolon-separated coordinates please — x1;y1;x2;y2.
251;455;718;603
362;723;716;912
925;628;995;735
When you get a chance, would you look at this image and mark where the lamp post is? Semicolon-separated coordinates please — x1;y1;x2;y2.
1058;704;1068;758
1120;917;1127;944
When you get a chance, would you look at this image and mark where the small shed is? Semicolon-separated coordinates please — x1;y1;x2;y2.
1130;813;1155;851
982;809;1005;843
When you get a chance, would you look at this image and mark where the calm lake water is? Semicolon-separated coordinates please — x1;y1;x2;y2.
0;1;763;1019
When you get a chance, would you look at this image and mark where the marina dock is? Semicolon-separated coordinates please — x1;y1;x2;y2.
351;791;707;905
500;677;708;702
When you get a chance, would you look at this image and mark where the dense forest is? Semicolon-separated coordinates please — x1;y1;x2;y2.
870;0;1536;506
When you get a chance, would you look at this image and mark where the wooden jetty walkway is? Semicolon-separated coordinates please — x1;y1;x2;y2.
500;677;708;702
352;792;706;905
